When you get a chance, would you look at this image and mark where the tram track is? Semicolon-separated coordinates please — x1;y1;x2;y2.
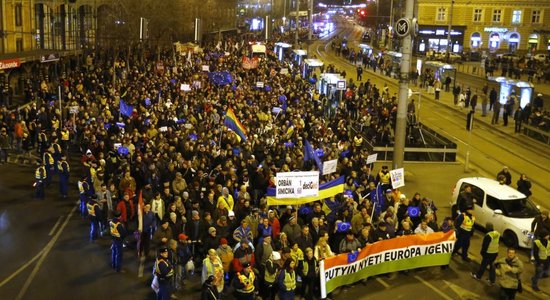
311;22;549;195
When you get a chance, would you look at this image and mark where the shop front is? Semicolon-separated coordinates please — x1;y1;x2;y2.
468;27;521;53
416;25;465;54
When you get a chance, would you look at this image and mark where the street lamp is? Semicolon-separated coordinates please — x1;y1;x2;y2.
445;0;454;63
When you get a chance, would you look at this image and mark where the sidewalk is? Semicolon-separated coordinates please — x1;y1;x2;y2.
455;62;550;101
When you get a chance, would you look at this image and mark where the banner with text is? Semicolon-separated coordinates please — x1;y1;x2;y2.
320;231;456;298
267;176;344;206
275;171;319;199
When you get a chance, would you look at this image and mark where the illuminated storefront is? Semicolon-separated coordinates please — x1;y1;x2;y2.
416;25;465;54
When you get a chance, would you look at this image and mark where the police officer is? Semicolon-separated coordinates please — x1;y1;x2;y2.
42;149;54;186
34;159;47;199
51;139;62;173
472;222;500;285
78;175;91;217
453;207;475;262
155;247;175;300
531;231;550;291
37;128;48;156
58;155;70;198
110;211;126;272
233;262;255;300
87;195;101;241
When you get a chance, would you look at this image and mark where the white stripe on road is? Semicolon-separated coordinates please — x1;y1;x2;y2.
48;216;64;236
138;254;146;278
16;204;77;300
414;275;454;300
0;248;44;288
375;277;390;288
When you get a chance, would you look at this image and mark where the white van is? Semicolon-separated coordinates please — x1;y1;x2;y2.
451;177;539;248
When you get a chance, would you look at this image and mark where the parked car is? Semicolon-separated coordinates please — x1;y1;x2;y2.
533;53;548;62
434;52;462;63
463;51;482;62
499;53;520;62
450;177;539;248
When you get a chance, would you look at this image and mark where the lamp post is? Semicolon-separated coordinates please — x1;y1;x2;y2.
294;0;299;47
446;0;454;63
388;0;394;50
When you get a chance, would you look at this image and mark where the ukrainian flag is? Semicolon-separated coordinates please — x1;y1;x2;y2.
266;176;345;206
224;107;248;141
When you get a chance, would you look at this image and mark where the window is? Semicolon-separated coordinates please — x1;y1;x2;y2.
16;38;23;51
486;195;500;211
473;8;483;22
492;9;502;23
437;7;446;21
532;10;541;23
471;186;485;208
512;10;522;24
15;4;23;26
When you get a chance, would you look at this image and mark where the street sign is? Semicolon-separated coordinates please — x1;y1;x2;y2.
395;18;411;38
336;80;346;91
40;53;60;63
0;58;21;70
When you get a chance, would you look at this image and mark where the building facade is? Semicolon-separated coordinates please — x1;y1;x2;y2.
0;0;237;106
416;0;550;55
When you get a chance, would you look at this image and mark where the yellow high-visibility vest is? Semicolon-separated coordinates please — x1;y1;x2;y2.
110;221;121;237
283;270;296;291
460;214;475;232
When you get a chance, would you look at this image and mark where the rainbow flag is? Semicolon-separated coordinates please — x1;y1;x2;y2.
224;107;248;141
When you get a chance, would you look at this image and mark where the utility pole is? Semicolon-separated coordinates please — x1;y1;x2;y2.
308;0;313;41
393;0;414;169
295;0;300;47
446;0;454;63
388;0;394;51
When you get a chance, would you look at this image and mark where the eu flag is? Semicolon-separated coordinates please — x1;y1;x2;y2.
119;99;134;117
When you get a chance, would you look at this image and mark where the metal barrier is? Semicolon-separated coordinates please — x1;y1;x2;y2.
350;122;458;162
522;124;550;145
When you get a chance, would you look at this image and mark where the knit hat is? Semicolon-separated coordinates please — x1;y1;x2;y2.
178;233;188;240
208;227;216;234
220;238;228;245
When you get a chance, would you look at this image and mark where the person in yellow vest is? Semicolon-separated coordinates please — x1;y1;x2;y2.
472;222;500;285
531;231;550;291
277;258;297;300
453;207;475;262
43;149;54;186
60;126;70;154
34;159;47;199
110;211;126;272
87;195;102;241
262;251;281;300
376;165;391;191
58;155;70;198
233;262;255;300
298;247;319;300
155;247;176;300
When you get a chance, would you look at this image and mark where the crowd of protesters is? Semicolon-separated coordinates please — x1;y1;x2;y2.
0;29;545;300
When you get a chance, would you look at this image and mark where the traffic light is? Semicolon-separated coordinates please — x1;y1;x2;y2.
360;10;366;17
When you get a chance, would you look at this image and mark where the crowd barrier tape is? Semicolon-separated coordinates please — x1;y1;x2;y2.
320;230;456;298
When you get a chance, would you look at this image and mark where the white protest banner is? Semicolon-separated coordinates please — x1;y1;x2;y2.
322;159;338;175
280;68;289;75
202;65;210;71
276;171;319;199
180;84;191;91
366;153;378;164
256;82;264;88
69;106;79;114
389;168;405;189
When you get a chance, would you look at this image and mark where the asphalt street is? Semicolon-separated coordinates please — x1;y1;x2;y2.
0;20;549;300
